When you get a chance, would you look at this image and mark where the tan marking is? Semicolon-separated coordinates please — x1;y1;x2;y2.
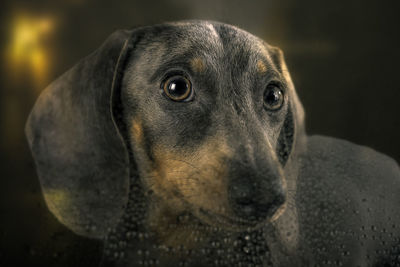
257;42;272;62
149;137;232;215
256;60;267;74
131;118;144;144
190;57;205;73
145;137;233;247
43;189;69;217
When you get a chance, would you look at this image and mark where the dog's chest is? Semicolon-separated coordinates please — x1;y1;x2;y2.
103;229;275;267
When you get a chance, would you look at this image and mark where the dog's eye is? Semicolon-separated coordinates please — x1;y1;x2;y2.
163;75;193;102
263;83;284;111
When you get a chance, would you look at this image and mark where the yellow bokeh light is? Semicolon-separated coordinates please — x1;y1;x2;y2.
7;14;54;89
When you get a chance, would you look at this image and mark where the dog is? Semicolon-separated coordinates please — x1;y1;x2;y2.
25;20;400;266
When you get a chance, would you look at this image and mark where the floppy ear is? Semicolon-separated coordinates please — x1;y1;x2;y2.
268;46;306;166
25;29;137;239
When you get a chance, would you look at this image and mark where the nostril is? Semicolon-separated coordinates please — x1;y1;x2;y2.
235;196;253;205
230;184;253;200
229;183;286;222
241;204;256;217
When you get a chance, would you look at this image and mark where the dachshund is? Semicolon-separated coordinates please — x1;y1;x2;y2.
25;20;400;266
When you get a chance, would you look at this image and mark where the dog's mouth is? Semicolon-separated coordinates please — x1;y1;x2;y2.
196;207;269;232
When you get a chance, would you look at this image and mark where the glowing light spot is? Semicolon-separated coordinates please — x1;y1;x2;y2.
7;14;54;89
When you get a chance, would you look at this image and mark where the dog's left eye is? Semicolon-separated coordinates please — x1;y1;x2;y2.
162;75;193;102
263;83;284;111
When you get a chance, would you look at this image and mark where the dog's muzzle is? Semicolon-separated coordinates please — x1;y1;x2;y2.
227;160;286;223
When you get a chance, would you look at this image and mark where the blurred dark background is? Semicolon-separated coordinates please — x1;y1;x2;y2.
0;0;399;266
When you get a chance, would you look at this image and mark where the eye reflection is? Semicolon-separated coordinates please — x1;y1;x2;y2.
163;75;193;102
263;84;284;111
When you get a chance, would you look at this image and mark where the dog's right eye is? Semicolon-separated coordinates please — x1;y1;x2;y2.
162;75;193;102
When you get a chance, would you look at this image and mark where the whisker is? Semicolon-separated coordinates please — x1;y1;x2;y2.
163;158;201;171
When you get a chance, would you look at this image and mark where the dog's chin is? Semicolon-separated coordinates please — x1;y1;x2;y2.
194;208;271;232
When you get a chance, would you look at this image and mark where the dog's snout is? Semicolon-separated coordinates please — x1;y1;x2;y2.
228;178;286;222
230;183;254;206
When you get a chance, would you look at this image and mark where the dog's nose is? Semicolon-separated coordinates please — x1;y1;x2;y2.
229;182;285;222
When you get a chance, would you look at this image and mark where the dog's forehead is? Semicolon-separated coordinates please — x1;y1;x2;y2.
140;21;274;72
166;21;224;50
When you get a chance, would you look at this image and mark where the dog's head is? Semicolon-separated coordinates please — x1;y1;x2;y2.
26;21;305;239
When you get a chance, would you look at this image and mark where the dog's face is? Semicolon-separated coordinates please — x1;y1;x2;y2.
26;20;304;239
121;21;292;231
